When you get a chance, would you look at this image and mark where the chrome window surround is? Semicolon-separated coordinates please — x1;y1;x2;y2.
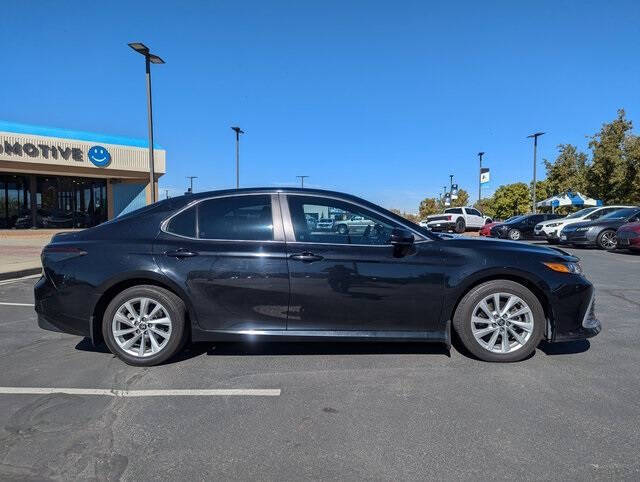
160;193;285;242
160;190;429;247
278;192;428;247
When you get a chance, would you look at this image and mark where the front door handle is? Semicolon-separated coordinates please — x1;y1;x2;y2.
289;252;324;263
165;249;199;258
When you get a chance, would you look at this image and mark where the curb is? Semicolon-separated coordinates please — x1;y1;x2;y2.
0;268;42;282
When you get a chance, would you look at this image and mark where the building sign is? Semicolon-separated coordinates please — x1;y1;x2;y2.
0;140;111;167
88;145;112;167
480;168;490;184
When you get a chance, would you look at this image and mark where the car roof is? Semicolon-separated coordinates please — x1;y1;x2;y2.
172;187;370;204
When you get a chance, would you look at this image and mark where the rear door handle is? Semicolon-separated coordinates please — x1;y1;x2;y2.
165;249;199;258
289;252;324;263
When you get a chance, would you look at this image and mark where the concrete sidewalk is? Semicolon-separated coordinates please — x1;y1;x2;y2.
0;230;77;280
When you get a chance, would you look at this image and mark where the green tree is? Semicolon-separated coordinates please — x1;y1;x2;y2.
531;179;553;211
451;188;470;208
487;182;531;219
587;109;635;204
543;144;589;195
417;198;440;219
473;198;496;219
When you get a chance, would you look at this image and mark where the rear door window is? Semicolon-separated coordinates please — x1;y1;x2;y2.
198;195;273;240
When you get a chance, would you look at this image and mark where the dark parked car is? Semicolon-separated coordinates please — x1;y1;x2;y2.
617;222;640;252
560;207;640;249
35;188;600;366
490;213;563;241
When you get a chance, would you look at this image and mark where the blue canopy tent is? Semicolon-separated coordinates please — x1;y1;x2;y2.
536;191;603;213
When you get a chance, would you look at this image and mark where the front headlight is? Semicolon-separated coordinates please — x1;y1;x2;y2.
543;261;583;274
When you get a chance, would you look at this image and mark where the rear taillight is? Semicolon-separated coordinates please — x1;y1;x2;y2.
42;245;87;263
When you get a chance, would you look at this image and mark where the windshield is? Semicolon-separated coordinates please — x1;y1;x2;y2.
565;207;598;219
504;215;525;224
600;208;639;220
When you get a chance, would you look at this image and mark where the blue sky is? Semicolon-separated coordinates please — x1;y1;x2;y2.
2;0;639;211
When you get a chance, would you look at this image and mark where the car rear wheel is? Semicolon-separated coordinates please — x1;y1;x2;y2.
508;229;521;241
336;224;349;235
454;218;466;233
102;285;187;366
597;229;617;250
452;280;544;362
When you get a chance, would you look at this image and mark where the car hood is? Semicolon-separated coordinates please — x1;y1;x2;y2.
567;218;627;229
537;217;568;227
436;234;576;260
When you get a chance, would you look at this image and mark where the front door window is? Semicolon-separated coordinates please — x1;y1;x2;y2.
287;195;401;245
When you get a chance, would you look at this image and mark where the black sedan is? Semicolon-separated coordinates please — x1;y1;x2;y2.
35;188;600;366
490;213;563;241
559;207;640;249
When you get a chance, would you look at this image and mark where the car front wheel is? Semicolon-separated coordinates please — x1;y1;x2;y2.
508;229;521;241
452;280;544;362
102;285;187;366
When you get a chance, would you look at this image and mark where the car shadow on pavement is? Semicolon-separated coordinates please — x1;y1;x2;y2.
538;339;590;355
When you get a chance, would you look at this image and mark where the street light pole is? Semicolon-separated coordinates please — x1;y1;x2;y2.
477;152;485;203
186;176;198;193
128;42;165;203
527;132;545;214
231;127;244;189
449;174;454;192
296;175;309;188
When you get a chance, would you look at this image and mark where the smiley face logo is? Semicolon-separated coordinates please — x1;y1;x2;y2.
88;146;111;167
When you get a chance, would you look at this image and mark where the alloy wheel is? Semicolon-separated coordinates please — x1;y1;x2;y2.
470;293;534;354
509;229;521;241
600;231;617;249
112;297;172;358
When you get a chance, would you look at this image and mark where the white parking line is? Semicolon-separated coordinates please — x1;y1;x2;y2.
0;302;34;307
0;387;281;397
0;274;41;286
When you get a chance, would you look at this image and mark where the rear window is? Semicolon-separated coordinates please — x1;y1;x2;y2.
166;206;196;237
445;208;463;214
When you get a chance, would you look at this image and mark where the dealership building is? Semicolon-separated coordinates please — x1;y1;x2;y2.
0;120;165;229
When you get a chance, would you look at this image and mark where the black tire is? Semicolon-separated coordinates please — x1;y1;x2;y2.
508;229;521;241
452;280;545;362
102;285;187;366
454;218;466;233
547;239;559;245
336;224;349;235
597;229;617;250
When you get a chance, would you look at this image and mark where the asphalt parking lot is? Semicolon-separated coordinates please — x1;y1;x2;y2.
0;243;639;480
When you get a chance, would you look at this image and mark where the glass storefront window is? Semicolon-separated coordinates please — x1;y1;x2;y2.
36;175;107;229
0;174;30;229
0;173;108;229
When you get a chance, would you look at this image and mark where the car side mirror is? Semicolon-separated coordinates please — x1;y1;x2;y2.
390;228;414;246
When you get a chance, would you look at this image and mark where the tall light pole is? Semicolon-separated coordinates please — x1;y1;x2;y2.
477;152;485;203
231;127;244;189
527;132;545;213
128;42;165;203
186;176;198;193
449;174;454;191
296;175;309;188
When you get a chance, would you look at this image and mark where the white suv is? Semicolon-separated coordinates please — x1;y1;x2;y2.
534;205;633;244
421;207;492;233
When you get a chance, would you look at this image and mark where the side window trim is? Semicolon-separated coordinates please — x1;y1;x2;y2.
161;193;282;242
280;193;426;246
